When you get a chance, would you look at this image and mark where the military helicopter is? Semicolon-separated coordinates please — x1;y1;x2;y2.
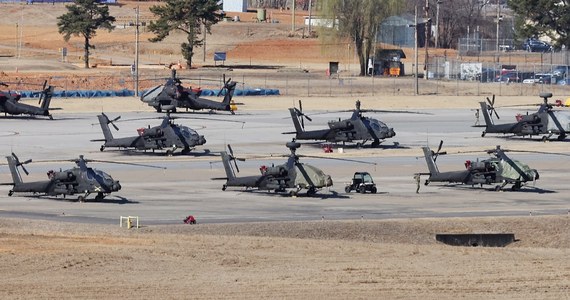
0;81;55;119
2;153;164;202
476;93;570;141
140;70;238;114
215;140;375;196
284;100;396;147
416;141;540;191
94;113;209;156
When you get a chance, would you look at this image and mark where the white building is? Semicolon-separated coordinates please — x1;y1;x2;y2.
223;0;247;13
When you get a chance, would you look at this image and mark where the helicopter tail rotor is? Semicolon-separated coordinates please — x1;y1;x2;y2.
227;144;245;173
294;100;312;129
431;140;447;162
217;74;232;97
38;80;47;105
486;95;500;120
11;153;31;176
102;112;121;131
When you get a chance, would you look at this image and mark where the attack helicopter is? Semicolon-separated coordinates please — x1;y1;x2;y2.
94;113;208;155
416;141;540;191
284;100;396;147
215;139;375;196
476;93;570;141
2;153;164;202
140;70;238;114
0;81;55;119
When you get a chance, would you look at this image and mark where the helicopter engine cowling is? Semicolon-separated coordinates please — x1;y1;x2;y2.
328;120;353;130
518;114;540;123
263;166;288;177
53;171;76;182
141;127;163;137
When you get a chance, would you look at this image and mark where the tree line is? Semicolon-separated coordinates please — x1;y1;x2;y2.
57;0;570;75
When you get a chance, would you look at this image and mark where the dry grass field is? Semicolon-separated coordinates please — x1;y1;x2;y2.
1;2;570;299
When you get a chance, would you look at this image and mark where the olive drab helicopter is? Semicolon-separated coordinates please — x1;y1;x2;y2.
285;100;396;147
416;141;540;191
0;81;55;119
94;113;208;156
215;139;375;196
140;70;238;114
2;153;164;202
476;93;570;141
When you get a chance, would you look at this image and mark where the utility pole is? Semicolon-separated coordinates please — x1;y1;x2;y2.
435;0;442;49
291;0;296;34
495;0;501;62
135;6;140;97
415;6;419;95
307;0;313;36
424;0;430;80
203;23;206;62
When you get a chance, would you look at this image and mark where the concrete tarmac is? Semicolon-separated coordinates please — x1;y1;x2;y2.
1;108;569;225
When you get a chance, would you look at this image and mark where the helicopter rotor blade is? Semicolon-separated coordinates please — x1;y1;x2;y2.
11;153;31;175
298;154;377;165
86;159;167;169
486;95;500;120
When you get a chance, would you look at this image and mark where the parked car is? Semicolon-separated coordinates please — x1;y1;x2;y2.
522;39;553;52
552;65;570;78
496;72;520;83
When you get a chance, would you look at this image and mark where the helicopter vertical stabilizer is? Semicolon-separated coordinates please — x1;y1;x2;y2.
6;156;23;185
220;151;236;180
422;147;440;175
479;102;494;127
39;85;54;114
97;114;115;142
288;108;305;134
221;81;237;109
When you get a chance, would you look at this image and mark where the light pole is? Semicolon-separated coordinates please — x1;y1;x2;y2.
134;6;140;97
424;0;430;80
495;0;502;62
413;6;419;94
435;0;442;49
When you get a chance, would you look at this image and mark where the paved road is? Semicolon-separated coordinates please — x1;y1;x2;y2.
1;108;569;225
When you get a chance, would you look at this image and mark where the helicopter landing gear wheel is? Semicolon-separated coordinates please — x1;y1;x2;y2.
222;185;227;191
8;190;13;196
558;134;566;141
371;139;380;147
166;150;173;156
100;145;105;152
481;131;486;137
542;136;548;142
356;142;363;149
307;187;317;197
289;191;298;197
77;195;85;202
156;106;162;113
494;185;502;191
95;193;104;201
511;182;522;191
181;148;191;155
